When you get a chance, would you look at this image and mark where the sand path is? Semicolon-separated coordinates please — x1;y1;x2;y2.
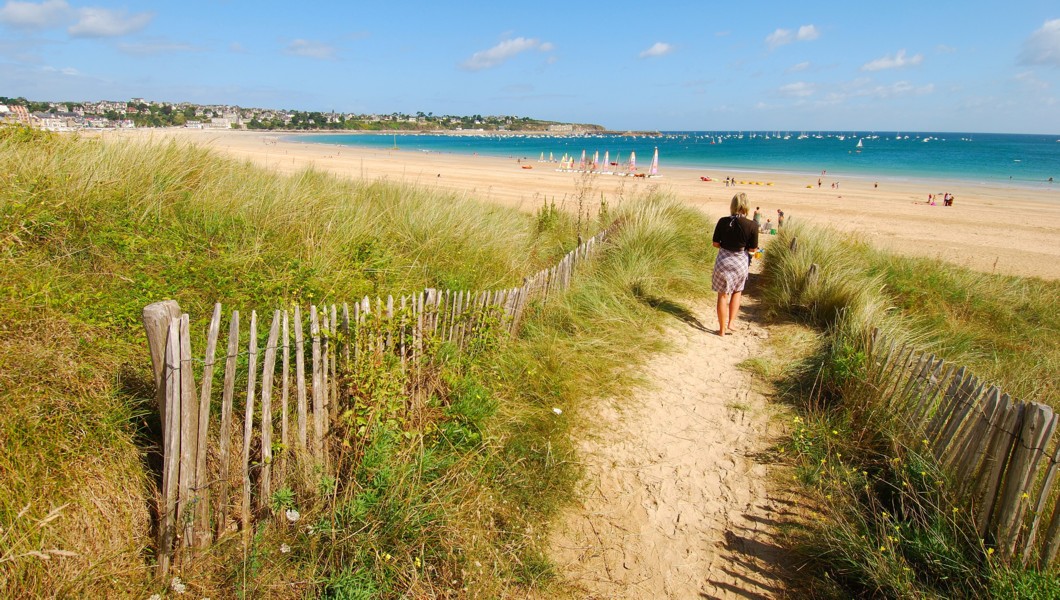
549;272;790;599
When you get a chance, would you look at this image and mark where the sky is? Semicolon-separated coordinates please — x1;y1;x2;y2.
1;0;1059;134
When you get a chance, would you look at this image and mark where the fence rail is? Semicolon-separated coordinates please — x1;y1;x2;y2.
143;225;615;576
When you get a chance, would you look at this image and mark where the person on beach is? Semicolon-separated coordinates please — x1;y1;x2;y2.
712;193;759;337
777;209;785;228
761;218;772;233
752;206;762;226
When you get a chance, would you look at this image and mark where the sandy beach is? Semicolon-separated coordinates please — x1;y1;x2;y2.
102;128;1060;280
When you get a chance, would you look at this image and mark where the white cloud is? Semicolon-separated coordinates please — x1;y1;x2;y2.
861;49;924;71
824;78;935;104
638;42;673;58
0;1;151;38
766;24;818;50
1014;70;1050;90
778;81;816;98
118;39;199;55
765;28;792;49
284;39;336;60
0;0;71;29
797;25;819;41
42;64;77;76
1019;19;1060;67
68;7;152;37
461;37;553;71
788;61;810;73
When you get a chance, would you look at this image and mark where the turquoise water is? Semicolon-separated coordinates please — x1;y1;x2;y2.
294;131;1060;189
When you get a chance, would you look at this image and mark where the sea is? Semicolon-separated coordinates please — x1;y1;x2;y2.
293;131;1060;190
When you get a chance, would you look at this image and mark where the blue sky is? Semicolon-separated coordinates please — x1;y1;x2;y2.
1;0;1059;133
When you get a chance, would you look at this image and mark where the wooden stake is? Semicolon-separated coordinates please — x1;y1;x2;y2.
177;314;198;549
279;310;290;487
259;311;281;510
321;306;330;436
142;300;181;427
294;305;307;453
215;311;239;540
194;303;221;547
310;306;324;461
241;311;258;545
996;404;1056;556
157;317;181;577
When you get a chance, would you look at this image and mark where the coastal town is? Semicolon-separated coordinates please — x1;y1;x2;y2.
0;96;600;133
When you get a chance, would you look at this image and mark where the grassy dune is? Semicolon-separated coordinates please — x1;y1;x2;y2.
0;127;715;597
758;223;1060;599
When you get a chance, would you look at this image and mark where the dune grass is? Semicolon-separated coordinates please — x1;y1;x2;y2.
759;222;1060;598
0;127;715;597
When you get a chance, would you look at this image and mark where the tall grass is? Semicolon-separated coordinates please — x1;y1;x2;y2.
0;127;716;596
760;221;1060;598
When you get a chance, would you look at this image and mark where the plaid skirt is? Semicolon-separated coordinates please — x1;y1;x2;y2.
712;248;749;294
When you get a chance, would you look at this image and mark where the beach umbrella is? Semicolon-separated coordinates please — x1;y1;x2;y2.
649;147;659;175
629;151;636;172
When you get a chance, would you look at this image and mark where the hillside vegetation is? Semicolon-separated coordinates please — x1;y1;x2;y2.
757;223;1060;599
0;127;715;597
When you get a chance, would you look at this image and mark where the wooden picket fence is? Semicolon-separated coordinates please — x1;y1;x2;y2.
866;331;1060;569
142;225;615;576
782;232;1059;568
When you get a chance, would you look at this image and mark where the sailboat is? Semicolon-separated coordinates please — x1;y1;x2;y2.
628;151;636;174
855;138;863;153
648;147;660;177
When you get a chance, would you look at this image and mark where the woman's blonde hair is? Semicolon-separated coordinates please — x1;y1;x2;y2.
730;193;750;216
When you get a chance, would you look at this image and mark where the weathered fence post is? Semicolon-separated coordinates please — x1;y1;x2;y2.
311;306;324;461
194;303;222;547
157;317;181;577
143;300;181;426
177;314;198;549
259;311;281;511
241;311;258;546
215;310;239;540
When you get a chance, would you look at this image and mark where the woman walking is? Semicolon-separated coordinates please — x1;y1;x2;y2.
712;193;759;336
